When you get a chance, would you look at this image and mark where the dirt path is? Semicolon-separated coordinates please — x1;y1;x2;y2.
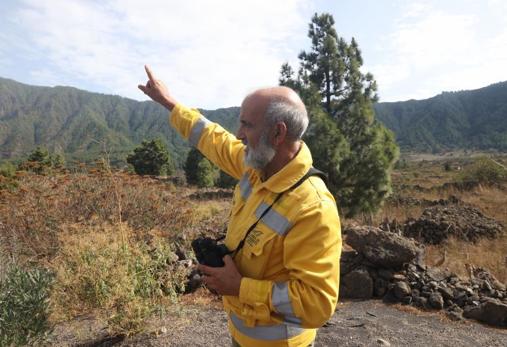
111;299;506;347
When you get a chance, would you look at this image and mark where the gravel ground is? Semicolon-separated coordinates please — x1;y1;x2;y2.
113;299;507;347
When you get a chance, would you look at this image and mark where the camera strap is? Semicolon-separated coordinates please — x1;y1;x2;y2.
231;167;327;257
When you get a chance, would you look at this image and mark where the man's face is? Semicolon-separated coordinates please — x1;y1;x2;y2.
236;96;275;169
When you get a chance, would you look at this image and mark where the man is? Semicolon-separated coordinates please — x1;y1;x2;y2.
139;65;341;347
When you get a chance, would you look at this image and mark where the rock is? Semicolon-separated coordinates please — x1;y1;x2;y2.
413;296;428;308
345;226;421;268
428;293;444;309
374;278;388;297
426;267;450;282
401;296;413;305
454;292;468;307
185;269;203;293
463;299;507;327
340;266;374;299
376;338;391;346
393;273;406;281
446;307;464;321
340;249;364;275
393;281;411;299
378;269;394;280
438;286;454;301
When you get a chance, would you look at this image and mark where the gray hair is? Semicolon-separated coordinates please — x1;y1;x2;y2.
264;100;308;141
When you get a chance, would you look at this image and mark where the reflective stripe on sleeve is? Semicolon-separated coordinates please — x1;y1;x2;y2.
255;203;291;236
229;313;305;341
188;116;211;147
239;173;252;200
272;282;302;325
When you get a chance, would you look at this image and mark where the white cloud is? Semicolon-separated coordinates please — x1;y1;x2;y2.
372;0;507;101
8;0;310;108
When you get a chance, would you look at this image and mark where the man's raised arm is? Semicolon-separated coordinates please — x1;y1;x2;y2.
137;65;246;180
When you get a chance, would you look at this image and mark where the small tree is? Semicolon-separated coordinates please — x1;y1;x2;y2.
184;148;218;188
126;139;173;176
216;170;237;188
51;153;65;169
0;162;16;178
19;146;52;174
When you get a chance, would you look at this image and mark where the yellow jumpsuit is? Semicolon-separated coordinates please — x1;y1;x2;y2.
170;104;342;347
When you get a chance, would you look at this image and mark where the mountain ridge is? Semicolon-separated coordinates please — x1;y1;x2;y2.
374;81;507;152
0;77;238;166
1;77;506;166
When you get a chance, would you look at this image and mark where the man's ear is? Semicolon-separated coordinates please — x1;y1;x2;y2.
273;122;287;146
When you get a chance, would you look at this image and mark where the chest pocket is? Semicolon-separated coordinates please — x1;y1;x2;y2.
239;224;277;279
239;204;292;278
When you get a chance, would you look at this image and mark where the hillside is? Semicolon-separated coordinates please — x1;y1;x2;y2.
0;77;238;166
2;77;507;166
374;81;507;152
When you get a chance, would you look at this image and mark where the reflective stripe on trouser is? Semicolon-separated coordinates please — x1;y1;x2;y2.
229;313;306;341
231;337;315;347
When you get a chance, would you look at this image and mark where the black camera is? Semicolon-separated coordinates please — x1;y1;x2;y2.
191;237;231;267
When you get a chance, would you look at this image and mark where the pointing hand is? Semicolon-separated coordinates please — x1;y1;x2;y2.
138;65;177;111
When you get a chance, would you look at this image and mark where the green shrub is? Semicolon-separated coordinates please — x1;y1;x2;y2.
184;148;218;188
18;147;53;175
216;170;237;188
0;162;16;178
126;139;174;176
0;266;54;346
459;157;507;184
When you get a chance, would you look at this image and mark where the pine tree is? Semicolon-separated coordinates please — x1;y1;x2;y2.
126;139;173;176
281;13;399;217
20;146;52;174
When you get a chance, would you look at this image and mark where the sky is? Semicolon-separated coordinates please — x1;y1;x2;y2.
0;0;506;109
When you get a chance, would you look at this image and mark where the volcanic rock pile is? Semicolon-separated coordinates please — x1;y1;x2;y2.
340;226;507;327
403;204;504;244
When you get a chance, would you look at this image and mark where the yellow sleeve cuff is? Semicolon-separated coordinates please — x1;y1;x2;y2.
239;277;272;306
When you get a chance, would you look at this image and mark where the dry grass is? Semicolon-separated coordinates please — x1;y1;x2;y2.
425;234;507;283
349;155;507;284
1;155;506;337
0;169;231;336
50;222;188;335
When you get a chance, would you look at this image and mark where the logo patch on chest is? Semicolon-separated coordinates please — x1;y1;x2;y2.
246;229;263;247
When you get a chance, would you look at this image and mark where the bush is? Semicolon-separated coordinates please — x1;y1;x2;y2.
184;148;218;188
126;139;174;176
0;162;18;191
459;157;507;184
216;170;237;188
18;147;58;175
0;162;16;178
51;224;189;335
0;266;54;346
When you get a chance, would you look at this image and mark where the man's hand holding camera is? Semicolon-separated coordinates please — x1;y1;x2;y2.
198;255;242;296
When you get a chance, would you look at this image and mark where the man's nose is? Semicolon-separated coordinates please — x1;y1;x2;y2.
236;134;247;146
236;128;245;142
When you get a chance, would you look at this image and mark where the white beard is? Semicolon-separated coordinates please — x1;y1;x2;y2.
244;133;276;169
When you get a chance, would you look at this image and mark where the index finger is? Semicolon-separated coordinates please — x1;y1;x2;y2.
144;64;156;82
